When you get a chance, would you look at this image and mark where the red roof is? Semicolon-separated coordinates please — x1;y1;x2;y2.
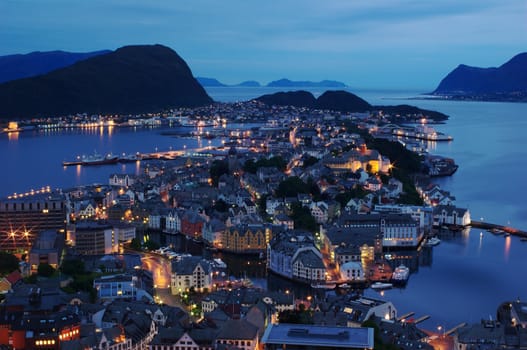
6;270;22;285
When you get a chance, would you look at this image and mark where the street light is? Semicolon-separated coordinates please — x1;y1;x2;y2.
437;325;445;338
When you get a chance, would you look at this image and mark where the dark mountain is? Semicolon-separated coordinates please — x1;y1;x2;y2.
256;90;317;108
235;80;261;87
376;104;448;121
315;90;371;112
196;77;227;87
433;53;527;96
266;78;346;88
255;90;448;120
256;90;370;112
0;50;110;84
0;44;212;119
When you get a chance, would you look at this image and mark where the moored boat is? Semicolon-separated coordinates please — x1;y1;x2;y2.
425;237;441;246
63;152;119;166
371;282;393;290
391;264;410;285
310;282;336;290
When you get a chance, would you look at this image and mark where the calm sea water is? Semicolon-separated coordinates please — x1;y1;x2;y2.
2;86;527;330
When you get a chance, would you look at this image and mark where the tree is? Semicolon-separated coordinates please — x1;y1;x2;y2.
0;252;19;276
213;199;229;212
129;237;142;251
60;259;86;276
243;159;258;174
303;156;319;168
37;263;55;277
275;177;309;198
290;202;317;233
210;159;229;186
144;239;160;251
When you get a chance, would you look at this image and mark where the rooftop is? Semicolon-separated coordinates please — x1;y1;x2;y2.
261;323;374;349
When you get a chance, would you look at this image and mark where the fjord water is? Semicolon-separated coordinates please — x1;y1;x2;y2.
2;86;527;330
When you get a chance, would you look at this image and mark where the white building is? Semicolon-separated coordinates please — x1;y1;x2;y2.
170;256;213;294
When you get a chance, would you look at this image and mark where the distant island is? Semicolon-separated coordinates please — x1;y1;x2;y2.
431;52;527;102
196;77;346;88
0;45;212;119
266;78;346;88
256;90;448;121
0;50;110;84
196;77;261;87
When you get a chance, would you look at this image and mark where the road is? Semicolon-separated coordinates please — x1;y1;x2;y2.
141;252;172;289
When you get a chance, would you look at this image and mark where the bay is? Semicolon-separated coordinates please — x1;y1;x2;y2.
2;86;527;331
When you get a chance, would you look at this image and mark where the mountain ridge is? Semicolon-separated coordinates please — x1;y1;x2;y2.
432;53;527;100
0;50;110;84
256;90;448;120
0;44;213;119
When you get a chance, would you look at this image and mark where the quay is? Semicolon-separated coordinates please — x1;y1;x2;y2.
470;221;527;238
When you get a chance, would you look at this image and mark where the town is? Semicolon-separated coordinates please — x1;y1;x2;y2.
0;100;522;350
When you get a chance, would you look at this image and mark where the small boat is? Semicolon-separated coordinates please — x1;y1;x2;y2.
489;228;505;235
425;237;441;246
520;237;527;242
371;282;393;290
311;282;336;290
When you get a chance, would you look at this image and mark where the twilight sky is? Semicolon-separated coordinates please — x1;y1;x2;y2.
1;0;526;89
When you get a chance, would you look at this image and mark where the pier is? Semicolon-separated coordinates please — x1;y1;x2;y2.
445;323;467;336
413;315;430;324
397;312;415;322
470;221;527;239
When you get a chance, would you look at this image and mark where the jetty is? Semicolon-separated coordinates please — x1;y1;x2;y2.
413;315;430;324
445;323;467;336
470;221;527;239
397;312;415;322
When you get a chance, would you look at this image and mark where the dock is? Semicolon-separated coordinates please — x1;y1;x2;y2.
471;221;527;239
413;315;430;324
397;312;415;322
445;323;467;336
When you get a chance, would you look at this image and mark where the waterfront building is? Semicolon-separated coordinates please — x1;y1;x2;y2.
313;295;397;327
221;223;271;254
202;217;226;247
373;204;434;234
71;221;117;255
321;226;382;265
0;189;67;252
28;230;64;273
110;221;136;243
170;256;213;294
337;212;422;248
454;319;506;350
267;231;326;283
180;209;207;239
339;261;366;282
433;205;471;227
261;323;374;350
109;173;136;187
